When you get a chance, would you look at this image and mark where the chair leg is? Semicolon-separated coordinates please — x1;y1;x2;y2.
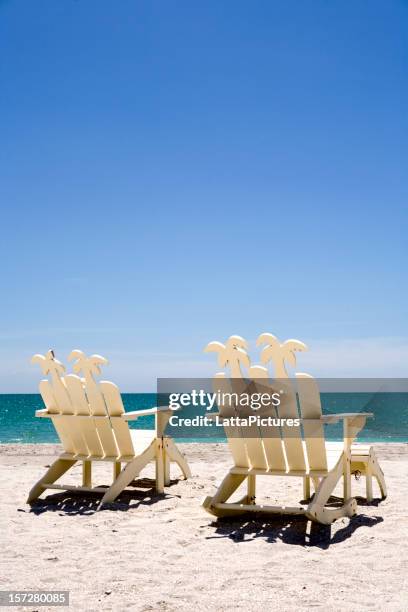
202;472;248;517
303;476;311;500
155;439;164;494
370;450;387;499
83;461;92;487
164;437;192;479
113;461;121;480
365;465;373;503
163;448;171;486
307;456;357;524
343;454;352;501
247;474;256;503
27;458;77;503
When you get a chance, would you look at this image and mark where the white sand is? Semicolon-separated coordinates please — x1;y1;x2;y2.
1;443;407;611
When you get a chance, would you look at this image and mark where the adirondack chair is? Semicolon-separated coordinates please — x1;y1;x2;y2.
28;350;191;508
202;334;387;524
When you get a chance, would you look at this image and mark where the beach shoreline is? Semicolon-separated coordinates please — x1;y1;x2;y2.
1;442;407;611
1;440;407;456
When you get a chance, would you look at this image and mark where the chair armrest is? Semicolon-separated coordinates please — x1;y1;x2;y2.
320;413;373;455
35;409;52;418
123;406;172;421
303;413;372;449
320;412;373;424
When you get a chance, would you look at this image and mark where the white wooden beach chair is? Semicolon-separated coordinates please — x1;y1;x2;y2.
202;334;387;524
28;350;191;508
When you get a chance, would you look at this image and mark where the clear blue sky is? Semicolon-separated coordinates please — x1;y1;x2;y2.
0;1;407;391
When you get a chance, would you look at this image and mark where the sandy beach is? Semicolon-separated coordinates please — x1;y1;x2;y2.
1;442;407;612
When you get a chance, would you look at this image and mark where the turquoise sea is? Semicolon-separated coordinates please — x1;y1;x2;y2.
0;393;407;443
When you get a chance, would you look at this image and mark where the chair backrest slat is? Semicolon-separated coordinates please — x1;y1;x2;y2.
64;374;90;415
39;379;59;414
63;416;89;455
232;378;268;470
248;368;286;472
93;418;119;457
63;374;104;456
225;430;250;468
100;381;135;457
296;373;328;471
84;379;108;416
110;418;134;457
39;380;76;454
276;381;306;472
243;431;268;470
78;419;104;457
51;376;74;415
255;333;310;471
214;375;249;468
57;375;91;455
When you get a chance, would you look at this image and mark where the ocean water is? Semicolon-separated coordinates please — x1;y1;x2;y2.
0;393;407;443
0;394;157;443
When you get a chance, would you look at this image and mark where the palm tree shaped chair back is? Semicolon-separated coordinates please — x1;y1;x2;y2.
31;349;135;458
256;333;313;473
204;335;252;467
204;334;310;473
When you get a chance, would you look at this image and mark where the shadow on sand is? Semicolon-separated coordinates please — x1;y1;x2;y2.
27;477;182;516
205;495;384;549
